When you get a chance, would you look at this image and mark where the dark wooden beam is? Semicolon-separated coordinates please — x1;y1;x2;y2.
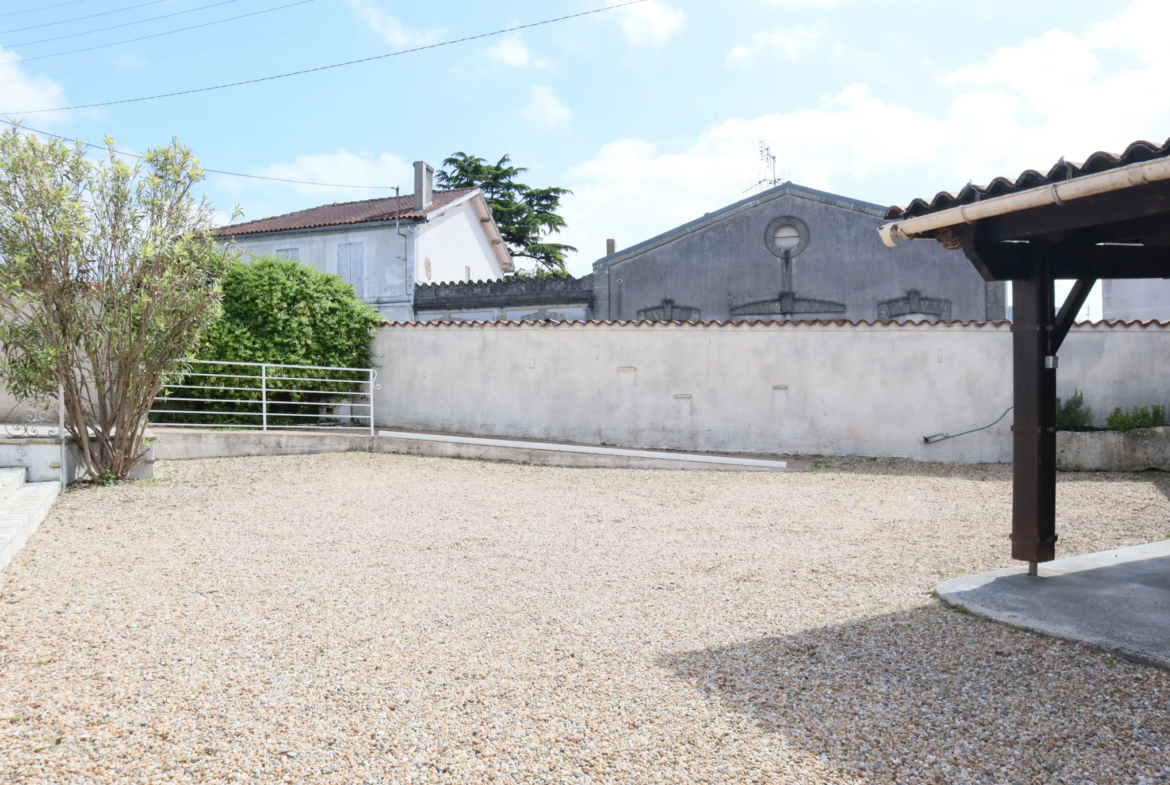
977;179;1170;243
961;225;1170;280
1050;245;1170;279
1011;245;1058;566
1053;278;1096;353
1070;213;1170;245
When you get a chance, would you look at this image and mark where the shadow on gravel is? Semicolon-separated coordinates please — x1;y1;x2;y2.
660;606;1170;784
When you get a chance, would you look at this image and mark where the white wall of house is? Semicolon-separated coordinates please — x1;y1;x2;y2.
227;223;415;320
1103;279;1170;322
415;198;507;285
225;200;506;321
371;320;1170;463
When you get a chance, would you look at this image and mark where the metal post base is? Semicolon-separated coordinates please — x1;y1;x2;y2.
1028;561;1038;577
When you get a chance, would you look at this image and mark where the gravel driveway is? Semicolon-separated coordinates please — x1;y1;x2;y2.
2;453;1168;784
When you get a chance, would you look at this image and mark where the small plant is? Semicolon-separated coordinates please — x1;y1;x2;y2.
1056;390;1094;431
1105;404;1167;432
101;471;118;487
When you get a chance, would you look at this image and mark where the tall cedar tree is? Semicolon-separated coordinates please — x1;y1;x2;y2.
436;153;575;276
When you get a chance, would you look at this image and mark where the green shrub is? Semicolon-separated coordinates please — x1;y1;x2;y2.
153;256;381;426
1056;390;1094;431
1105;404;1167;432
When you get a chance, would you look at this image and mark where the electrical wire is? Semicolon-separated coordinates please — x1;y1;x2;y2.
2;0;648;115
0;119;402;189
3;0;315;66
923;407;1013;444
0;0;168;36
0;11;341;88
0;0;445;83
6;0;238;48
0;1;91;20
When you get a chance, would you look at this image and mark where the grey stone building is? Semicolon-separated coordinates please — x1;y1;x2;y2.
412;182;1005;323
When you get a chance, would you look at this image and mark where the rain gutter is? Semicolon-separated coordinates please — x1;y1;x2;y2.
879;155;1170;247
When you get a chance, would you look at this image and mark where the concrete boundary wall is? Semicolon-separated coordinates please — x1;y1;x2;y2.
371;320;1170;464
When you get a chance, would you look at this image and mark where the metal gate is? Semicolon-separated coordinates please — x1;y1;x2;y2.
149;360;378;435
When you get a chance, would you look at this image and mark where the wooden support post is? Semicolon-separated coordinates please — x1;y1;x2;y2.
1011;246;1058;565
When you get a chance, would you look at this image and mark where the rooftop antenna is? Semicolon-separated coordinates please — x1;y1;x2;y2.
760;139;777;186
743;139;785;195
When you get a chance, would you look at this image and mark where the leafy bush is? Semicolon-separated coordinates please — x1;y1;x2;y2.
0;129;236;480
153;257;381;426
1105;404;1167;432
1056;390;1094;431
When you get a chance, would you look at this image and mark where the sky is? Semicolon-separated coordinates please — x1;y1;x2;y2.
3;0;1169;317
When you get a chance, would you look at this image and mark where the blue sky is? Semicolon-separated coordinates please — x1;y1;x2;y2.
3;0;1168;316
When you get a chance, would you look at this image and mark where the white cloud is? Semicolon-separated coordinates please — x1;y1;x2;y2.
606;0;685;46
0;46;70;120
348;0;444;48
487;34;546;68
727;25;824;68
232;150;414;208
558;0;1170;274
521;86;572;130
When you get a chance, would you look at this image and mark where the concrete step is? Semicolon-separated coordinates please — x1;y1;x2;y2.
0;468;25;503
0;479;61;574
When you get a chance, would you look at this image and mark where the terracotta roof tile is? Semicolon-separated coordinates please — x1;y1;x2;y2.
218;188;478;237
381;318;1170;329
885;137;1170;220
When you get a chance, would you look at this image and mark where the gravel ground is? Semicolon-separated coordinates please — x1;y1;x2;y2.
1;453;1169;784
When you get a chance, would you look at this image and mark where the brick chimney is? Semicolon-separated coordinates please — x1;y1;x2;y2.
414;161;434;211
606;238;616;256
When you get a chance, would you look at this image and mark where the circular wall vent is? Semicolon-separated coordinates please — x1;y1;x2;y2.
765;216;810;259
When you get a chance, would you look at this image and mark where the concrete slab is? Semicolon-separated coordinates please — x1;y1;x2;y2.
0;478;61;573
936;540;1170;670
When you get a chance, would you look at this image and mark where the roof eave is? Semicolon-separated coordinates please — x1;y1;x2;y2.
880;156;1170;248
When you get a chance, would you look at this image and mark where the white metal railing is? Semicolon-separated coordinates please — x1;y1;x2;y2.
150;360;379;435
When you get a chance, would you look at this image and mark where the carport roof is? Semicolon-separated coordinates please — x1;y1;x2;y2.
885;137;1170;221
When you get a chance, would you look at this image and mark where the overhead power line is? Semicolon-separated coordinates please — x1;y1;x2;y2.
0;0;90;20
7;0;238;48
0;10;340;87
2;0;648;115
0;0;167;36
0;119;401;190
2;0;316;66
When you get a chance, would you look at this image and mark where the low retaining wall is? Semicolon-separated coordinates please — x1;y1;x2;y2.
0;435;153;484
1057;427;1170;472
371;320;1170;464
151;429;783;471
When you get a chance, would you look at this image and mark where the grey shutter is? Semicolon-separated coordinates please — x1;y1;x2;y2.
351;243;365;299
337;242;365;299
337;244;350;284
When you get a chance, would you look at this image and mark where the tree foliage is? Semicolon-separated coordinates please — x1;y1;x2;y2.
153;256;382;427
436;152;574;274
0;128;236;481
201;256;381;369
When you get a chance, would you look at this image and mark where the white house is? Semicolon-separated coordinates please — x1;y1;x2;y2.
218;161;513;321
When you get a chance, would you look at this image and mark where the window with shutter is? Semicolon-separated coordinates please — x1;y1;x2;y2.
337;242;365;299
